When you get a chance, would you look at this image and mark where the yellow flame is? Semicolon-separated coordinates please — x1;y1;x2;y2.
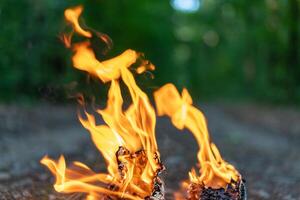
41;5;162;200
154;84;240;189
64;6;92;38
72;41;139;83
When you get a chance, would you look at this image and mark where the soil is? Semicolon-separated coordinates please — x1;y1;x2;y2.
0;103;299;200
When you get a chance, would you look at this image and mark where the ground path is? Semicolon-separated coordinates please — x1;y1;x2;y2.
0;103;299;200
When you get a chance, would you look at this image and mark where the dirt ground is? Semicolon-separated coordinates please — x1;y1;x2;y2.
0;103;299;200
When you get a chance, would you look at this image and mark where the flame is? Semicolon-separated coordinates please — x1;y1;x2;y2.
41;6;162;200
41;4;241;198
154;84;240;189
64;6;92;38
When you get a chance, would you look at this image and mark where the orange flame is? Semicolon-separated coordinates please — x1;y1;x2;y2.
64;6;92;38
41;4;241;199
41;6;162;200
154;84;240;189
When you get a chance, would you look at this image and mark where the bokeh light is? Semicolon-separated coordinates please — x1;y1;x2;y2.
171;0;201;13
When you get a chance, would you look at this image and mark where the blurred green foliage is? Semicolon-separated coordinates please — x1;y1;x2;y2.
0;0;299;103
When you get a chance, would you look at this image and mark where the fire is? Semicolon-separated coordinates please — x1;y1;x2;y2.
41;4;242;199
154;84;240;189
41;6;162;200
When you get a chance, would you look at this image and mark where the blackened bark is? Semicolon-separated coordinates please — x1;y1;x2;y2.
187;179;247;200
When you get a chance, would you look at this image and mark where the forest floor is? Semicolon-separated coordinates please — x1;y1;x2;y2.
0;103;299;200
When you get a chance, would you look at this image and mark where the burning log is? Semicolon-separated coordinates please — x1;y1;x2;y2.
96;147;165;200
113;147;165;200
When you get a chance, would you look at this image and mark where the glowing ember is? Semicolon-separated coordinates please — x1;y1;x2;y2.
41;6;163;200
154;84;241;195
